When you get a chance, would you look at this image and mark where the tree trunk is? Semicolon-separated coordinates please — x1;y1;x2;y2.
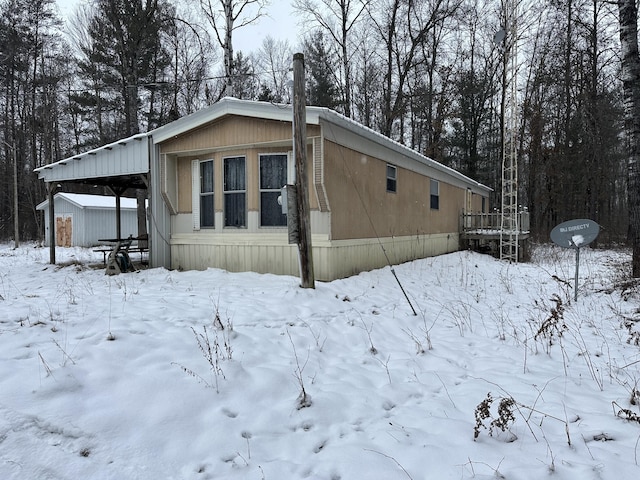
224;0;234;97
618;0;640;276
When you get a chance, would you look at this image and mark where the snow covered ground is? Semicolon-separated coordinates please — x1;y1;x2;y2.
1;243;639;480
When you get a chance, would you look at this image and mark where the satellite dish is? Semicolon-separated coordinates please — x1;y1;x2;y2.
494;29;506;44
550;219;600;249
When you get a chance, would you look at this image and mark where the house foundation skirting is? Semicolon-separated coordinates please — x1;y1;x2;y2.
170;232;460;281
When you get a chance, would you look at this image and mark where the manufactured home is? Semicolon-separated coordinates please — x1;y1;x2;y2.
36;98;491;280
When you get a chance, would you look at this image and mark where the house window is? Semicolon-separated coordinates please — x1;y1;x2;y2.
224;156;246;227
200;160;214;227
386;164;397;193
430;179;439;210
260;153;287;226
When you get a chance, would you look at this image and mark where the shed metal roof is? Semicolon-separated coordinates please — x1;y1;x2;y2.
36;193;138;211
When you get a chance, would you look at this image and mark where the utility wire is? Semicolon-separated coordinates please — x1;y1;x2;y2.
324;120;417;316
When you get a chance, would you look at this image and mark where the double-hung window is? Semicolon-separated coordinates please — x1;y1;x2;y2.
224;156;246;227
259;153;288;226
430;179;440;210
386;164;397;193
200;160;214;228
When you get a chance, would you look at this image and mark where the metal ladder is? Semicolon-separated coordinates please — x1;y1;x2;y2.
500;0;519;263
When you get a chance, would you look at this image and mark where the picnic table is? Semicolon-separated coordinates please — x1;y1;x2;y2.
94;236;148;271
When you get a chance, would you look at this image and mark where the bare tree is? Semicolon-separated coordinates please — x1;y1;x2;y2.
352;38;382;128
164;5;217;117
294;0;370;117
618;0;640;275
198;0;269;99
255;36;293;103
368;0;462;140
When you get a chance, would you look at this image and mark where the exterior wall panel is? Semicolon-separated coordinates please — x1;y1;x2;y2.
160;117;320;155
324;141;469;240
170;232;458;281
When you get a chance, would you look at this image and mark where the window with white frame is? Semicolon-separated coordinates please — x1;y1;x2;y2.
259;153;288;226
430;179;439;210
224;156;246;227
386;164;397;193
200;160;214;227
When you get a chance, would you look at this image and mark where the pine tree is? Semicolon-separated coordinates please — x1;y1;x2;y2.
304;31;340;109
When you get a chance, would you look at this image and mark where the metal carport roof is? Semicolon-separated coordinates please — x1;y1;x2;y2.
34;133;151;264
34;133;150;189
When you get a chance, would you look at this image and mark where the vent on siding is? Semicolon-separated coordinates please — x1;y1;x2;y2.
313;137;330;212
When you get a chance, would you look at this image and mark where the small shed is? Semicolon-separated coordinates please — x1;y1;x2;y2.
36;193;138;247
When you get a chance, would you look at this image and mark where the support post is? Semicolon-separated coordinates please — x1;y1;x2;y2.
47;183;56;264
574;247;580;301
107;186;127;241
292;53;315;288
116;194;122;241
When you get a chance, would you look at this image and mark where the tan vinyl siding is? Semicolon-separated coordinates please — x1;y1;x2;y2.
177;155;197;212
167;116;322;223
323;141;468;240
170;232;458;281
160;116;320;154
175;147;318;225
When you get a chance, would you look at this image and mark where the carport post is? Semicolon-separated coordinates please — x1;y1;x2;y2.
107;186;127;241
116;195;121;240
47;183;56;264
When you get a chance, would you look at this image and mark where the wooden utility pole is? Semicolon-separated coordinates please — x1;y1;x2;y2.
292;53;315;288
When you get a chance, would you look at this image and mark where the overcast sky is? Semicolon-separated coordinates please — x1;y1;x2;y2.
56;0;302;54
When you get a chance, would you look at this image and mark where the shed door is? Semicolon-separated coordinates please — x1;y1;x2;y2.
56;215;72;247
